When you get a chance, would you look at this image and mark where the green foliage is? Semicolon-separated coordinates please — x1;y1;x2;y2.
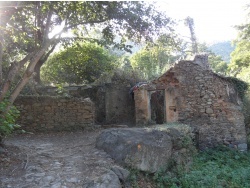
209;41;235;63
0;1;172;105
94;67;145;87
130;34;182;80
152;146;250;188
209;55;228;75
198;43;229;75
225;76;249;100
41;42;117;85
230;40;250;76
229;6;250;80
0;99;20;142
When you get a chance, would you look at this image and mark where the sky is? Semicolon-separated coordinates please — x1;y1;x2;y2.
155;0;249;44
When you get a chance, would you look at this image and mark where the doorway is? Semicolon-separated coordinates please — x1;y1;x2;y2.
150;90;165;124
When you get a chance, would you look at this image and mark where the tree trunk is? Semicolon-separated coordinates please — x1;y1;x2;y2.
0;34;3;85
9;44;50;104
33;44;57;84
0;53;33;102
34;59;44;84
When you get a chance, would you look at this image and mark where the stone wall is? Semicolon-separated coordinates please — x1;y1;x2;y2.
134;89;150;125
134;55;247;150
105;85;135;125
14;96;95;132
32;83;136;125
174;57;246;149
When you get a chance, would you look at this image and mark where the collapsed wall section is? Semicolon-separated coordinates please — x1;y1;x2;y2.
14;96;95;132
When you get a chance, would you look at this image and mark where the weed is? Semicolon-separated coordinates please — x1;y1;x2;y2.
0;99;20;143
152;145;250;188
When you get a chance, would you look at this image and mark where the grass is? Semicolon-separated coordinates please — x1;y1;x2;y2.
131;146;250;188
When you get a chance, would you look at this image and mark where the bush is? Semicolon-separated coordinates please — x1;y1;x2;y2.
152;146;250;188
0;99;20;143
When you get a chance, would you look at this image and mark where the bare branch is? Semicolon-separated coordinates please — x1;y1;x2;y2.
41;43;57;62
66;19;109;29
51;18;109;39
9;42;51;104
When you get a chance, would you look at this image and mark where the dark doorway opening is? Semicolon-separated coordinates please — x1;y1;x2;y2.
150;90;165;124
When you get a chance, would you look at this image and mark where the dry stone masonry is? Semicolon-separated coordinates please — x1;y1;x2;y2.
134;55;247;150
14;96;95;132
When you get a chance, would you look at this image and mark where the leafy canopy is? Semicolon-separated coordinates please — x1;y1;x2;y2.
0;1;172;103
41;42;117;85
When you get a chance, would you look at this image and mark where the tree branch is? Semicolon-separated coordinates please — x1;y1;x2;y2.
0;34;3;85
64;18;109;30
9;41;51;104
41;43;57;62
0;53;33;101
51;18;109;39
43;8;53;44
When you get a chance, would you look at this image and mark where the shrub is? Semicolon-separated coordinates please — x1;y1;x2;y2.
153;146;250;188
0;99;20;143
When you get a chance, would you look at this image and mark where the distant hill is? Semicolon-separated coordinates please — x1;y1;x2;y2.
208;41;235;63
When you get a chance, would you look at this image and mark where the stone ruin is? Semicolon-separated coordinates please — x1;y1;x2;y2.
11;54;248;184
134;54;247;150
14;54;247;151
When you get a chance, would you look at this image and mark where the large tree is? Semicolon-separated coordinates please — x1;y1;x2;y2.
0;1;172;106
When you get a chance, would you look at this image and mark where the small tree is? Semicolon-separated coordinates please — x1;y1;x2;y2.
130;34;182;79
41;42;117;85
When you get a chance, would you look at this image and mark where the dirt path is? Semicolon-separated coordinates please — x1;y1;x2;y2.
0;130;115;188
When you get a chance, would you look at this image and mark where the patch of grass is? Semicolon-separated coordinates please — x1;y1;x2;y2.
153;146;250;188
134;146;250;188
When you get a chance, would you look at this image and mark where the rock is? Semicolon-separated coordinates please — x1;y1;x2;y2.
205;107;213;114
0;146;6;154
96;125;195;173
66;177;78;183
43;176;55;182
51;182;62;188
84;170;121;188
238;143;247;151
110;165;130;183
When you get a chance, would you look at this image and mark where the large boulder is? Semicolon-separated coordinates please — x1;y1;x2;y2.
96;124;196;173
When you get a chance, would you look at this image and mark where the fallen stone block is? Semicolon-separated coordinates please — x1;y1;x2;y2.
96;124;195;173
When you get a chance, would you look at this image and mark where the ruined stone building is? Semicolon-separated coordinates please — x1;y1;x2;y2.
134;55;247;149
15;55;247;150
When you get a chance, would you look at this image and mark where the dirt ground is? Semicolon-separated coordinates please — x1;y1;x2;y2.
0;129;115;188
